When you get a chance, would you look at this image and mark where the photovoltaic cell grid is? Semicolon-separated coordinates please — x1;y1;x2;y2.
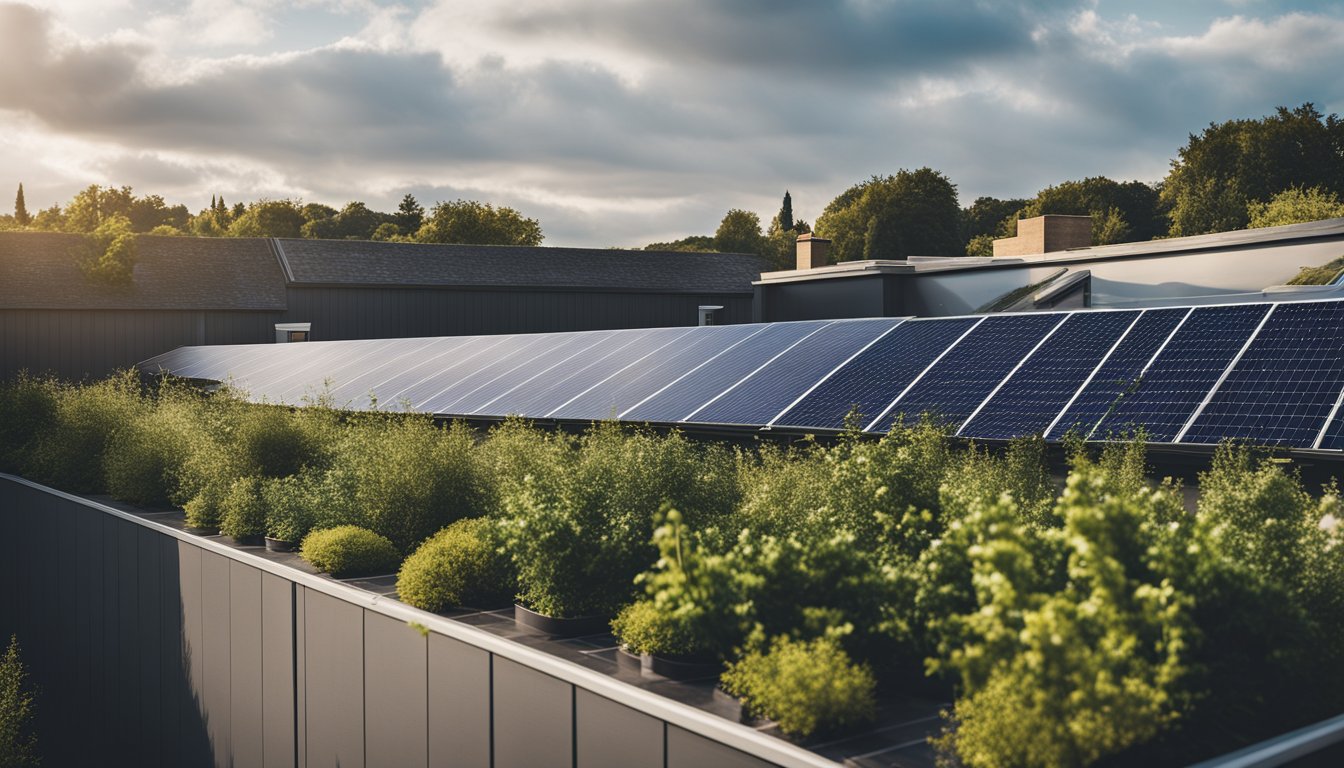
1091;304;1271;442
137;299;1344;452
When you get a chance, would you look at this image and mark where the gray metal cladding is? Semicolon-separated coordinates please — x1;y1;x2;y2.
492;656;574;768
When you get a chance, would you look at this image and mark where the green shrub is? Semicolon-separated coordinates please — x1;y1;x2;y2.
611;600;702;656
183;481;227;531
336;416;482;552
0;376;57;473
396;517;515;611
721;636;876;739
104;391;201;506
0;635;39;767
26;372;145;492
301;525;400;577
233;405;324;478
262;474;318;543
219;477;267;539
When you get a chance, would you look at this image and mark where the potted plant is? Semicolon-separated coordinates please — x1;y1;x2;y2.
218;476;266;546
262;475;313;552
396;518;515;612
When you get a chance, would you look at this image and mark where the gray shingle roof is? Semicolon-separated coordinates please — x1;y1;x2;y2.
276;239;764;293
0;232;287;310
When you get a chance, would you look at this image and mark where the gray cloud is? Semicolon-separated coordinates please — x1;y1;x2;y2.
2;1;1343;246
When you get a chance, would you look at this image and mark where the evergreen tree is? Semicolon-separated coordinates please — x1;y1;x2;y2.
13;184;29;227
396;193;425;234
777;190;794;232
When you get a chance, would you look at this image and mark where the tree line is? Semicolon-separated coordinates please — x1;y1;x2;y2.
0;186;544;248
659;102;1344;269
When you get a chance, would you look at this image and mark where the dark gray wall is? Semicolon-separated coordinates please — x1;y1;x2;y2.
0;308;282;381
284;286;754;341
754;276;888;323
0;476;829;768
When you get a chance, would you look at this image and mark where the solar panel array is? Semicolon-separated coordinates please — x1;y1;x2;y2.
139;298;1344;451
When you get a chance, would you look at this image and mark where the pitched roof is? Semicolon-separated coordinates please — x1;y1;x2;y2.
275;238;764;293
0;232;287;310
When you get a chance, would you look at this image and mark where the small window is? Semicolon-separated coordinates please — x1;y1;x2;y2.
275;322;312;343
287;330;309;343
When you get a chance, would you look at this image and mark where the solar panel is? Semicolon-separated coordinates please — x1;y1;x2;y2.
771;317;978;430
399;333;559;412
1044;308;1189;441
424;331;618;415
1091;304;1271;442
620;321;831;423
1318;394;1344;450
870;313;1062;433
961;310;1140;440
470;326;694;417
689;318;904;426
1180;302;1344;446
349;335;502;410
544;324;767;421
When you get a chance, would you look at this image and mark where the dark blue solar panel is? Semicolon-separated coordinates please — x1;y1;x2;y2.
962;311;1140;439
348;335;501;410
1320;401;1344;450
689;318;903;426
1044;308;1189;441
621;321;830;423
400;333;560;411
1181;302;1344;447
875;313;1063;432
431;331;618;414
1092;303;1271;442
545;324;768;421
471;327;692;417
267;339;393;403
773;317;980;430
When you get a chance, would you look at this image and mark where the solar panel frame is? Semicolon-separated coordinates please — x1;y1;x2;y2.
955;313;1070;436
862;317;986;433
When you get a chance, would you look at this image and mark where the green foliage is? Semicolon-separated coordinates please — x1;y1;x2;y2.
0;635;39;768
219;476;267;539
76;214;138;285
261;473;322;543
1163;103;1344;236
301;525;401;578
721;636;877;739
395;193;424;233
961;196;1028;244
1247;186;1344;229
0;376;58;474
103;389;201;506
1001;177;1163;244
26;373;145;492
714;208;766;255
227;199;306;238
13;184;29;227
335;416;482;552
611;600;703;656
414;199;543;246
183;482;226;531
300;201;392;240
1287;255;1344;286
643;235;717;252
775;190;794;232
500;423;739;618
964;233;994;258
396;517;516;612
815;169;961;261
936;467;1193;768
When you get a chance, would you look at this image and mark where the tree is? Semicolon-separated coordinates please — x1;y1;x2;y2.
645;235;717;252
1004;177;1163;244
1162;103;1344;236
815;169;962;261
961;196;1027;248
1247;186;1344;228
714;209;766;255
0;635;39;768
414;199;543;246
13;184;29;227
395;193;424;234
776;190;794;232
227;199;306;238
76;214;138;285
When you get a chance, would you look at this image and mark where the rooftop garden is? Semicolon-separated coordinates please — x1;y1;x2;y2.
2;373;1342;765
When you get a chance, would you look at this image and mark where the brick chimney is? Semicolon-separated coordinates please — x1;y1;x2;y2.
796;233;831;269
993;214;1092;257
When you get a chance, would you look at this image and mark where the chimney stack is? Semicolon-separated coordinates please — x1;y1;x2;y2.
992;214;1092;257
796;233;831;270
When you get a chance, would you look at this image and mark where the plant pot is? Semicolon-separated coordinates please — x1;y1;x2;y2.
264;537;296;552
616;645;642;673
229;534;264;546
183;525;219;536
641;652;721;681
513;603;610;638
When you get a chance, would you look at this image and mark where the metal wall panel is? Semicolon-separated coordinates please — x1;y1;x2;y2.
138;526;164;767
230;561;265;768
101;515;125;755
427;632;491;768
492;656;573;768
667;725;774;768
177;540;207;766
364;611;429;768
575;689;662;768
303;588;365;768
201;550;234;768
261;573;296;768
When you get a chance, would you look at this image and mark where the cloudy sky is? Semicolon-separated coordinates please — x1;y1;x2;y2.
1;0;1341;247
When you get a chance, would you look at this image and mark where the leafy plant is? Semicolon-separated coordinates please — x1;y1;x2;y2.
0;635;39;767
721;635;876;740
0;375;57;474
183;482;227;531
26;372;146;492
219;476;267;539
104;387;201;506
301;526;400;577
396;517;515;611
